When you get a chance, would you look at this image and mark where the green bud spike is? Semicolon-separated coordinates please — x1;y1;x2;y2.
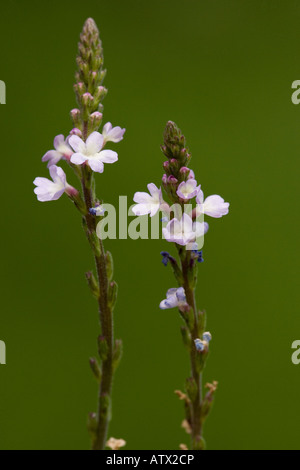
161;121;191;167
75;18;107;130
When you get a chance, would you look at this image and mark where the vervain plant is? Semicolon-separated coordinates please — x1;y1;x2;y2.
132;121;229;450
33;18;126;451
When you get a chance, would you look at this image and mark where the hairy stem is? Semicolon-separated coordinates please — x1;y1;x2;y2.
181;250;204;450
81;169;114;450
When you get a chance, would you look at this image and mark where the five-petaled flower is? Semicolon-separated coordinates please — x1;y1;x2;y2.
162;213;208;246
176;179;200;200
132;183;163;217
160;287;187;309
69;131;118;173
42;134;73;167
102;122;126;144
196;189;229;218
33;165;67;202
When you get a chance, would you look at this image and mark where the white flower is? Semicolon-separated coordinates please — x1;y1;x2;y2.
69;131;118;173
33;165;67;202
160;287;187;309
42;134;73;167
132;183;163;217
162;213;208;246
177;179;200;200
196;190;229;218
102;122;126;144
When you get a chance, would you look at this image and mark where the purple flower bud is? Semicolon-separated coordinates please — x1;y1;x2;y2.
162;174;168;184
168;175;178;184
180;166;189;174
71;108;80;118
82;92;94;105
163;161;169;170
70;128;82;137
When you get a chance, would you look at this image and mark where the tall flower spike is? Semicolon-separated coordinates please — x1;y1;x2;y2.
34;18;125;451
73;18;107;136
133;120;229;450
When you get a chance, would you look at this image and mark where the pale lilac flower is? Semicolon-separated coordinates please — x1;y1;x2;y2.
69;131;118;173
177;179;200;200
196;190;229;218
102;122;126;144
132;183;163;217
33;165;67;202
42;134;73;167
162;213;208;246
160;287;187;310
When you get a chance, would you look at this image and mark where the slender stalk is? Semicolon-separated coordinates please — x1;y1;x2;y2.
181;250;203;449
158;121;219;450
80;171;114;450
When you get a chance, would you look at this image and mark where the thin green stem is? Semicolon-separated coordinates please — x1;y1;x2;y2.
81;169;114;450
181;250;204;450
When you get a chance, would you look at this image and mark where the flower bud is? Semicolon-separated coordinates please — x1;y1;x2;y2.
89;357;102;381
70;128;82;137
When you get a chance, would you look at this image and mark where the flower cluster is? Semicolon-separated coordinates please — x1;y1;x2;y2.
132;121;229;250
33;124;125;202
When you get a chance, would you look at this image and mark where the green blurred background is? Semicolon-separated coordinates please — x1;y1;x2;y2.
0;0;300;450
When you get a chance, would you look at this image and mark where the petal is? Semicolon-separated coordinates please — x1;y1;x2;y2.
103;122;112;135
33;177;52;188
196;189;204;205
42;150;62;166
166;288;178;298
203;195;229;218
159;294;178;309
176;287;186;302
69;135;86;153
147;183;160;199
88;158;104;173
132;203;152;216
71;153;87;165
49;165;66;185
149;203;160;217
86;132;104;154
53;134;65;150
133;192;153;204
99;149;118;163
105;126;125;143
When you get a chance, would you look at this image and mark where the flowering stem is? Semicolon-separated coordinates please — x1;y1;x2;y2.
81;171;114;450
176;245;204;450
180;248;204;450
